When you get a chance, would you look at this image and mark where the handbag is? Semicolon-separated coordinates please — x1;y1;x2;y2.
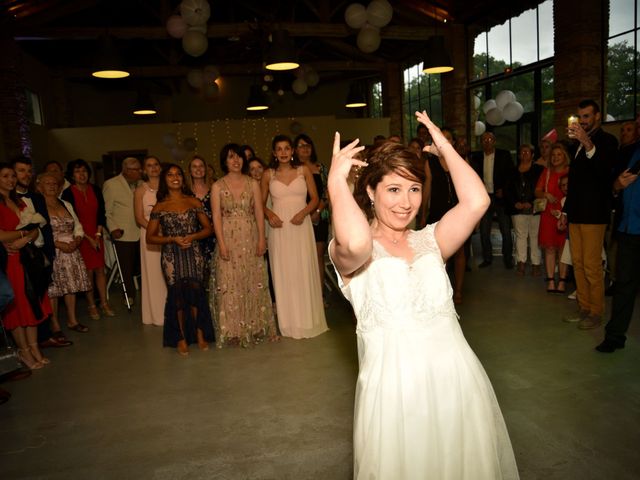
533;169;551;215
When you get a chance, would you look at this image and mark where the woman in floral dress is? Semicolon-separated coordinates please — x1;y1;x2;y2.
210;144;277;347
146;164;214;356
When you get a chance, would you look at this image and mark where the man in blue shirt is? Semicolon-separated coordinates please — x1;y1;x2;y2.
596;145;640;352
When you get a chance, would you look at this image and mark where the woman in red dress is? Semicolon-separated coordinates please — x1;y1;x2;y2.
535;144;570;293
0;163;52;369
62;159;114;319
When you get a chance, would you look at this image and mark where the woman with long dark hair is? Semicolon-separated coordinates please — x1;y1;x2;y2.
146;164;214;355
0;163;51;369
260;134;327;339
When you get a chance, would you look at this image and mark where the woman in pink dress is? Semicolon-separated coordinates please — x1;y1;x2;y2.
62;159;114;319
0;163;51;369
535;143;570;293
134;156;166;326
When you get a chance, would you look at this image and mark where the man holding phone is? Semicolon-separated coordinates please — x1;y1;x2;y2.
596;146;640;352
563;99;618;329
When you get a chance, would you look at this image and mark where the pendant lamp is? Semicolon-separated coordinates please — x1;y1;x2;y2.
265;30;299;71
92;35;130;79
246;85;269;111
345;84;367;108
133;91;157;115
422;36;454;74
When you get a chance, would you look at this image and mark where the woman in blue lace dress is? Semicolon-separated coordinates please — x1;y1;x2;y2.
146;164;214;356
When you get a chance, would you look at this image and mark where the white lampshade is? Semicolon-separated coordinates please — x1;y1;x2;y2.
345;3;367;29
357;24;381;53
366;0;393;28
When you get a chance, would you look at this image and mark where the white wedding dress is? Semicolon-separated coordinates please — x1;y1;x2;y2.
332;224;519;480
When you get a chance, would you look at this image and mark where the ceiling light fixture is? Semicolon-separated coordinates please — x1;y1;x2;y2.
133;91;157;115
92;35;130;79
345;84;367;108
422;36;454;74
265;30;299;71
246;85;269;111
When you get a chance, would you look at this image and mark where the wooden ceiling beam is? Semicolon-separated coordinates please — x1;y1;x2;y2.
14;22;436;41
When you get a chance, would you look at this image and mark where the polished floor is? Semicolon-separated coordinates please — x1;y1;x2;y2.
1;252;639;479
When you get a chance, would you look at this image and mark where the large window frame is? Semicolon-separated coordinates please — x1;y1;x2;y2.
402;62;442;139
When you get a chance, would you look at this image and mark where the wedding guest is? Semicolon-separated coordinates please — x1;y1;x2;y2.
41;172;92;333
210;144;277;347
133;156;166;326
261;134;327;339
146;164;214;355
62;159;114;319
185;155;215;277
0;163;51;369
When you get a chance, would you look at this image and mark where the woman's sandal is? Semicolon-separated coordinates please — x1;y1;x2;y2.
545;277;557;293
87;304;100;320
67;323;90;333
18;348;43;370
556;277;567;294
177;339;189;356
28;343;50;365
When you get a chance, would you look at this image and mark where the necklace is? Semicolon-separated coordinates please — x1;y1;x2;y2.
378;229;407;245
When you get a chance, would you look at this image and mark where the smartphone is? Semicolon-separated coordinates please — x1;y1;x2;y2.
629;160;640;175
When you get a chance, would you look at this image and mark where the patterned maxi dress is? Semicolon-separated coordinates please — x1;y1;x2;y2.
210;177;276;347
150;207;214;347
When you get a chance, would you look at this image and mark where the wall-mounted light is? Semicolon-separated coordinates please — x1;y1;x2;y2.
133;91;156;115
422;36;453;74
345;84;367;108
92;35;130;79
246;85;269;111
265;30;299;71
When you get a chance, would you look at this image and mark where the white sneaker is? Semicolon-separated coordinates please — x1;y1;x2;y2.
567;290;576;300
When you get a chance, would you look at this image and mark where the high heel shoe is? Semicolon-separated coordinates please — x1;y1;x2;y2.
556;277;567;294
18;348;43;370
87;304;100;320
545;277;557;293
177;339;189;356
28;343;50;365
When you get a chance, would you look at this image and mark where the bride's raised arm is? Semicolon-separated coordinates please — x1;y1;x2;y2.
327;132;370;278
416;111;490;261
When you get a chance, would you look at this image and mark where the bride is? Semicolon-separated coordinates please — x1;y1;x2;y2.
328;111;519;479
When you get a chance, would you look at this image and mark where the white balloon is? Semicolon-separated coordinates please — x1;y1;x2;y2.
166;15;188;39
366;0;393;28
503;101;524;122
485;107;505;126
473;95;481;110
180;0;211;26
344;3;367;29
203;65;220;82
292;78;308;95
495;90;516;109
482;99;497;114
187;69;204;89
182;30;208;57
357;24;381;53
606;113;616;121
474;121;486;136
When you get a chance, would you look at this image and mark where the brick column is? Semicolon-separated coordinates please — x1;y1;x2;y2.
554;0;607;134
381;62;403;137
442;23;468;139
0;35;31;159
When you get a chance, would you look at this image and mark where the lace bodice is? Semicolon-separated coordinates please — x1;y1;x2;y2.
336;223;456;335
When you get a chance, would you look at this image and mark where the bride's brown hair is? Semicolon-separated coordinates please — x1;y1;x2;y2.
354;142;426;220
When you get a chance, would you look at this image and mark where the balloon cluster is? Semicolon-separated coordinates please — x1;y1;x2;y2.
186;65;220;100
166;0;211;58
291;65;320;96
344;0;393;53
482;90;524;127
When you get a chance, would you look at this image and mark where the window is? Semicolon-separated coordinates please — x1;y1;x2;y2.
607;0;639;121
402;62;442;139
25;89;44;126
473;0;554;80
370;81;383;118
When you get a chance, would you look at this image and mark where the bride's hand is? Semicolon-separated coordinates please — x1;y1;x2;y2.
328;132;367;183
415;110;449;157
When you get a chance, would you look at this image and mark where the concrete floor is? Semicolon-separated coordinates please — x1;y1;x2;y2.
1;252;640;479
